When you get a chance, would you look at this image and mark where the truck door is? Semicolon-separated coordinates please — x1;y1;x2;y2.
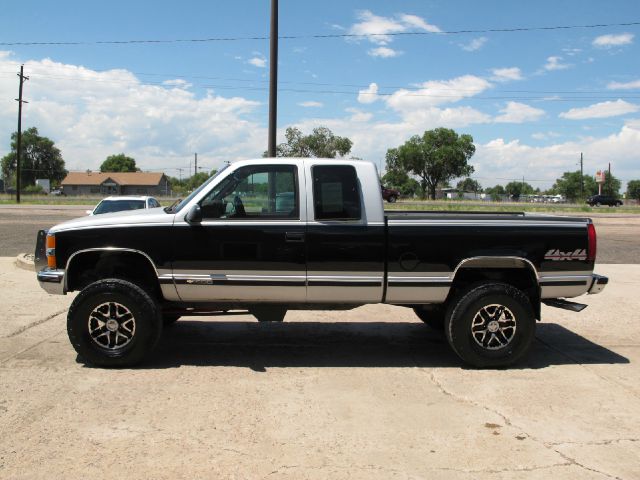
305;163;385;303
171;163;307;302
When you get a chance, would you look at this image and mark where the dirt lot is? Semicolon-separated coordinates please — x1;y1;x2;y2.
1;258;639;479
0;205;638;263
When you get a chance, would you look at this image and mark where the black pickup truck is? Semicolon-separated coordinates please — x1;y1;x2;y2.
36;159;607;368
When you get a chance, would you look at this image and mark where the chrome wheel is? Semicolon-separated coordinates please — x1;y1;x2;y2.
471;304;516;350
88;302;136;350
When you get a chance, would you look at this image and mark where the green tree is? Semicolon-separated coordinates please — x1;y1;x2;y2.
389;128;475;199
601;172;621;197
1;127;67;187
100;154;138;172
485;185;506;201
627;180;640;201
456;178;482;193
381;147;420;196
551;171;597;202
504;181;534;200
270;126;352;158
168;170;217;195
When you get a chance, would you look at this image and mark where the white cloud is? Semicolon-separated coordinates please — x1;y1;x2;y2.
494;102;545;123
386;75;492;111
348;10;440;47
346;108;373;122
559;99;639;120
298;101;323;108
247;56;266;68
544;56;571;71
474;122;640;187
162;79;192;89
461;37;488;52
562;48;583;56
368;46;402;58
531;131;561;140
357;83;379;104
607;79;640;90
490;67;523;82
593;33;634;48
0;52;265;172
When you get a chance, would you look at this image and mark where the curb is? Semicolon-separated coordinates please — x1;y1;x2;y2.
15;253;35;271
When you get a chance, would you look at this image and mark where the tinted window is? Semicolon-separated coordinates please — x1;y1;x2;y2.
312;165;361;220
199;165;299;220
93;200;146;214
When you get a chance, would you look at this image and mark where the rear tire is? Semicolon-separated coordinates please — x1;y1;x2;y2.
445;283;535;368
413;305;445;330
67;278;162;367
388;195;397;203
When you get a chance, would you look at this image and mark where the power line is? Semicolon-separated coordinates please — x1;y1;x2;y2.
1;72;638;102
1;21;639;46
3;69;640;95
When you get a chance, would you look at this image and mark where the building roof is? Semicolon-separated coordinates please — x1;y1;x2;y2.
62;171;165;186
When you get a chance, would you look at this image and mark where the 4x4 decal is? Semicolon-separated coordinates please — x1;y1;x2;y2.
544;249;587;261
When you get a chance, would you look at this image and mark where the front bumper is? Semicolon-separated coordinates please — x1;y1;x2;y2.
588;274;608;295
37;268;66;295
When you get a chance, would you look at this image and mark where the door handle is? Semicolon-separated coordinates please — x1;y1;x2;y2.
285;231;305;243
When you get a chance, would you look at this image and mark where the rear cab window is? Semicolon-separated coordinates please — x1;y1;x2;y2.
312;165;361;221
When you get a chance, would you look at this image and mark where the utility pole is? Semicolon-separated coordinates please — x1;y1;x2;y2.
15;65;29;204
267;0;278;157
580;152;584;199
194;153;198;175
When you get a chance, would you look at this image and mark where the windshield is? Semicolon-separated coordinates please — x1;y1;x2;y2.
170;164;230;213
93;199;146;215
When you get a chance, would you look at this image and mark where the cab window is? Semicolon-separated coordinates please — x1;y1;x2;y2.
199;165;299;220
312;165;361;220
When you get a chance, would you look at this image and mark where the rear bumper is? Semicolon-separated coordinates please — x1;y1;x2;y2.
588;274;608;295
37;268;66;295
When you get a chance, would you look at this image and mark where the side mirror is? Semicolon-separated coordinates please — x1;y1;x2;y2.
185;204;202;224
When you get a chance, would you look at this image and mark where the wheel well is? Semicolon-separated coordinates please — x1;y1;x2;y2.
66;251;161;297
449;266;541;319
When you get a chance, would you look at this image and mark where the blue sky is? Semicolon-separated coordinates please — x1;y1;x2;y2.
1;0;639;189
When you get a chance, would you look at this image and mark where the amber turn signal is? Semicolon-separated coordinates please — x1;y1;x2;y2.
46;234;56;268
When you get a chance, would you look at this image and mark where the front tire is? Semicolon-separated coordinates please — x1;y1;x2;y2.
67;278;162;367
388;195;397;203
445;283;535;368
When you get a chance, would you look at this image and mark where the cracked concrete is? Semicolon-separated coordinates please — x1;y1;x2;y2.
0;261;639;479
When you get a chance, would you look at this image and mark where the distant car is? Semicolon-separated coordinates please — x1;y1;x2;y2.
586;194;623;207
88;196;161;215
381;186;400;203
50;189;66;196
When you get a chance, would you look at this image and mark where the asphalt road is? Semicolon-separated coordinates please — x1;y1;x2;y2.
0;204;638;263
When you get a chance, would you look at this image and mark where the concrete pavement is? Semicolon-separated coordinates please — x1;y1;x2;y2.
0;259;638;479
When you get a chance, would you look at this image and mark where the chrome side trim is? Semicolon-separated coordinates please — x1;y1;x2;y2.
453;256;540;280
37;269;65;295
64;248;163;296
65;247;159;276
